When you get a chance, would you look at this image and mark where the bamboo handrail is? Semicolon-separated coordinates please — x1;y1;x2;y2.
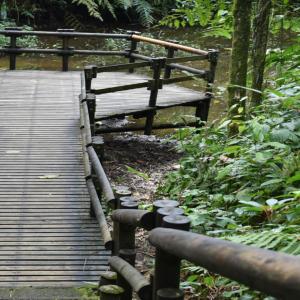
86;178;113;250
109;256;151;300
149;228;300;300
131;34;209;56
86;146;115;203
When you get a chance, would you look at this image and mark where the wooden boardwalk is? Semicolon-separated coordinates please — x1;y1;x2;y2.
92;72;208;120
0;70;109;287
0;69;205;287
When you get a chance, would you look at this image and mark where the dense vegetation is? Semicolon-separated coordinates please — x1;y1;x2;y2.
0;0;174;27
157;1;300;298
0;0;299;298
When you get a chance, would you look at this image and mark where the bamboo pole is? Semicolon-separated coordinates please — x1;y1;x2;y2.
131;34;209;56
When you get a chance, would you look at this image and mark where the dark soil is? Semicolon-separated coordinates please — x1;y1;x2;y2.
103;133;181;204
102;132;182;279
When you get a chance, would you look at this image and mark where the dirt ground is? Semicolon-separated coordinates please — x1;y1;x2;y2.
102;132;182;275
102;132;181;204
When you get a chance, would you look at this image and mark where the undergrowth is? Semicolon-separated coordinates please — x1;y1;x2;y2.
158;33;300;299
0;21;38;48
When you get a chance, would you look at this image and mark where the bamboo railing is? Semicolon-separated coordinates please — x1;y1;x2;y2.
0;28;218;134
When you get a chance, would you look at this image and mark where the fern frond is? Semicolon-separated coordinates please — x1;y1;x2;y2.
132;0;154;27
72;0;102;20
98;0;117;19
64;13;85;31
226;230;300;255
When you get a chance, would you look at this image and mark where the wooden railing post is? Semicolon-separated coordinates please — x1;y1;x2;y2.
164;40;178;79
84;65;97;92
126;31;141;73
86;93;96;135
195;49;219;123
155;207;184;227
4;27;22;70
145;57;166;135
112;208;137;300
57;28;75;71
114;186;132;209
157;288;184;300
110;209;155;300
113;216;136;257
153;199;179;227
153;215;190;299
117;249;137;300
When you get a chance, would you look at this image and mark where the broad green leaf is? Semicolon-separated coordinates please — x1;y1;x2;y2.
266;198;278;206
126;166;150;181
261;178;284;187
239;200;262;208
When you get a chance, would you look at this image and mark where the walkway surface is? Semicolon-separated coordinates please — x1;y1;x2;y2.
92;72;208;120
0;69;204;288
0;70;109;287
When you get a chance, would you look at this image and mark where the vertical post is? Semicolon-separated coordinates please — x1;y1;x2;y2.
99;271;117;286
157;288;184;300
126;31;141;73
92;135;105;160
84;65;97;92
113;219;136;256
195;49;219;124
153;199;179;213
164;41;178;79
118;249;137;300
86;93;96;135
5;27;22;70
156;207;184;227
145;58;166;135
57;29;75;72
153;215;190;299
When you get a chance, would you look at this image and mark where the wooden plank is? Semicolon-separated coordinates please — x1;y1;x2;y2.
0;70;108;287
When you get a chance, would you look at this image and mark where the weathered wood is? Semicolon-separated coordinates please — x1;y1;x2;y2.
0;70;108;287
86;178;113;250
149;228;300;300
109;256;151;300
90;72;209;121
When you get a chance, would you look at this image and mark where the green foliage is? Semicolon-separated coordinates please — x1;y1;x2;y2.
77;284;99;300
0;21;38;47
1;0;173;27
160;94;300;231
71;0;116;20
159;24;300;297
71;0;167;26
126;165;150;181
160;0;233;38
227;227;300;255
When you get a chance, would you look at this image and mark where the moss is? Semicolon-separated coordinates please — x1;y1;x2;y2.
78;284;99;300
99;285;124;295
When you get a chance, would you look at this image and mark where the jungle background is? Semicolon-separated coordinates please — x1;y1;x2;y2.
0;0;300;299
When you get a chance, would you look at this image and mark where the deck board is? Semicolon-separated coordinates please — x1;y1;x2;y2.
91;71;209;120
1;70;206;122
0;70;109;287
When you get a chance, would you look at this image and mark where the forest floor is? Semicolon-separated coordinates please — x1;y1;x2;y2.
103;132;181;204
102;132;182;277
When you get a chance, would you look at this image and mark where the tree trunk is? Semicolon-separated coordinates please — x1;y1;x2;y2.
250;0;272;107
228;0;252;121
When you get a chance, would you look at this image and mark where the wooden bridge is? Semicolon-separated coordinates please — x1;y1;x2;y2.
0;29;299;299
0;28;217;288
